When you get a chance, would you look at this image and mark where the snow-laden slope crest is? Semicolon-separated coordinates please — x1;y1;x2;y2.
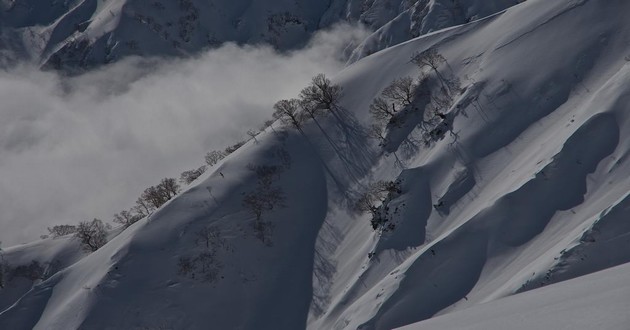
2;0;630;329
0;0;520;70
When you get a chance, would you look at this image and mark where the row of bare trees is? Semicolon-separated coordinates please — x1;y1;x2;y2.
241;147;292;244
0;242;50;289
272;73;343;133
41;176;182;253
361;49;460;233
368;49;460;148
178;225;231;283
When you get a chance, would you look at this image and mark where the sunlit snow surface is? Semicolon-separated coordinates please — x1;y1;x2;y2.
2;0;630;329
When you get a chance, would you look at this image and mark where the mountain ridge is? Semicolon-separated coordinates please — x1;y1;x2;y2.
2;0;630;329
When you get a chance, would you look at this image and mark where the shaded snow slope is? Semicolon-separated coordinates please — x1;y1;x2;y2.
2;0;630;329
0;0;520;70
397;261;630;330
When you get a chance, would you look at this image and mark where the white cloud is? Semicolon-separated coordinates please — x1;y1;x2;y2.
0;23;368;247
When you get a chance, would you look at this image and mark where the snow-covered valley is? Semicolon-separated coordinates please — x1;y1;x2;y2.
1;0;630;329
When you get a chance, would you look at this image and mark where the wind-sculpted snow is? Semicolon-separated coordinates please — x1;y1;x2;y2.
398;262;630;330
3;0;630;329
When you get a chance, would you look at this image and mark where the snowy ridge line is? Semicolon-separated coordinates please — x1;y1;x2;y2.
1;0;630;329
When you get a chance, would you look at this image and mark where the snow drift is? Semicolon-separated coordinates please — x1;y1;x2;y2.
2;0;630;329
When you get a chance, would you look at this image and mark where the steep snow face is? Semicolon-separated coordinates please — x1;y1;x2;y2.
0;0;520;70
347;0;522;63
397;262;630;330
2;0;630;329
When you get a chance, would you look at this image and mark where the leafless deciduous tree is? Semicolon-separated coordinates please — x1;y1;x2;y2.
75;219;108;252
369;97;397;123
113;210;144;228
411;49;446;75
205;150;226;166
224;140;246;155
299;73;343;114
180;166;207;184
369;76;426;127
355;181;402;230
141;178;181;210
134;196;153;216
247;129;260;143
412;48;460;95
178;226;230;283
368;124;388;145
382;76;418;107
273;99;305;130
47;225;78;238
242;162;287;245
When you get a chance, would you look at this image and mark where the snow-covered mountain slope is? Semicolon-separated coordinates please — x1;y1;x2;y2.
397;262;630;330
2;0;630;329
0;0;519;70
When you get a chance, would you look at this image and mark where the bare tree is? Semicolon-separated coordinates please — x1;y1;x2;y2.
75;219;108;252
242;187;285;223
355;180;401;230
368;124;388;146
205;150;226;166
159;178;180;199
246;164;282;188
369;76;426;127
113;210;143;228
247;129;260;143
273;99;305;130
242;163;287;244
179;226;230;282
47;225;78;238
141;186;165;210
134;196;153;217
411;49;446;75
139;178;180;211
411;49;459;95
224;140;246;155
299;73;343;115
382;76;418;107
180;166;207;184
299;100;325;123
195;226;226;250
369;97;398;124
10;261;46;281
354;181;399;213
